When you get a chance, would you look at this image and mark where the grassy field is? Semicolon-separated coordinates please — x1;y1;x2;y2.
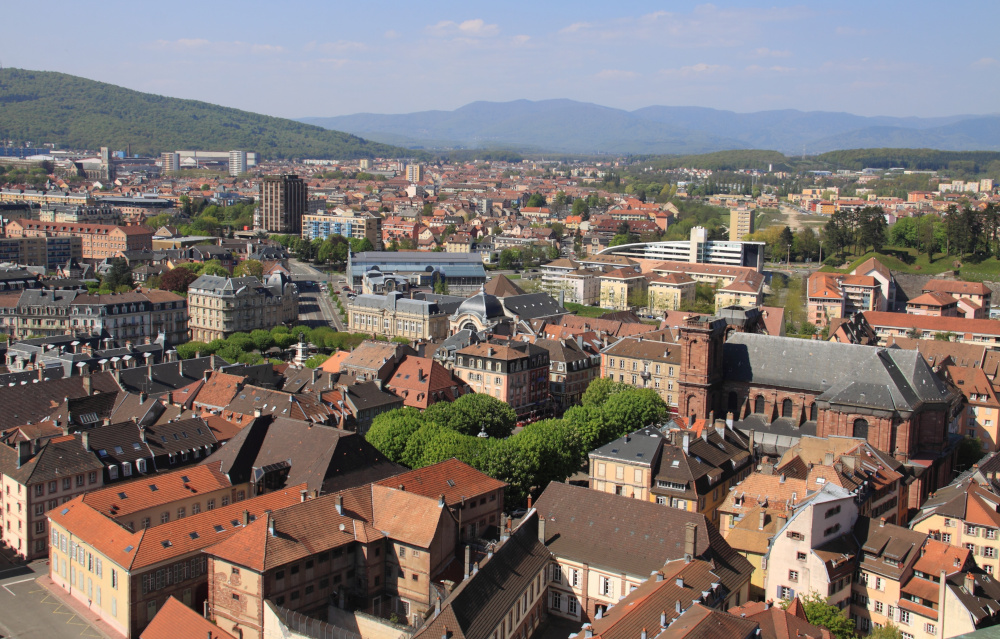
564;302;616;318
765;272;806;332
820;248;1000;282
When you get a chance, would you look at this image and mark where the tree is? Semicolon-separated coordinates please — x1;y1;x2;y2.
176;341;210;360
609;233;632;247
957;437;984;473
499;248;520;270
778;226;795;262
424;394;517;439
234;259;263;279
104;258;134;290
365;407;426;464
582;378;630;408
867;623;903;639
571;199;588;216
273;332;298;349
525;192;547;208
790;592;857;639
434;279;449;295
197;260;230;277
304;354;330;368
159;267;199;293
601;390;668;437
250;329;275;352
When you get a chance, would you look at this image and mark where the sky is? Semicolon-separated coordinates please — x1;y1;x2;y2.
3;1;998;120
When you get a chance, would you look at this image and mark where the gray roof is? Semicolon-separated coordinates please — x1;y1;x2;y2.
189;275;263;294
723;333;952;412
500;292;567;320
452;290;504;320
348;251;486;280
349;292;446;316
590;427;664;467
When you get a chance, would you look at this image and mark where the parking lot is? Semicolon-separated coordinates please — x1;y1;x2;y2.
0;562;105;639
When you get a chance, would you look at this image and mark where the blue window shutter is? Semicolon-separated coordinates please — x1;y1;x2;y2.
790;588;796;599
777;585;783;599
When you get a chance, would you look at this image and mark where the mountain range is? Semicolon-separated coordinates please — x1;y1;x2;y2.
0;69;412;159
300;100;1000;156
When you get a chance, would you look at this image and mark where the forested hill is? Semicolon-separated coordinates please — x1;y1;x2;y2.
0;68;413;160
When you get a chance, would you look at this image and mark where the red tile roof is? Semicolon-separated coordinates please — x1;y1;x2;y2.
907;292;958;307
140;595;237;639
49;484;305;571
193;371;245;409
385;356;468;409
376;458;506;507
82;464;232;518
864;311;1000;335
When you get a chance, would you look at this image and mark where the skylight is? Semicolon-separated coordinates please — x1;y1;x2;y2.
161;540;172;548
189;532;199;540
181;476;190;483
214;525;225;533
124;545;134;553
117;492;127;500
114;446;124;454
149;484;158;492
132;443;142;451
60;508;69;515
98;449;108;457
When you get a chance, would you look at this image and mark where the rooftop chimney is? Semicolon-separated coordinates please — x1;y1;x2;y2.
464;545;471;579
653;570;663;582
83;373;92;396
335;494;343;515
726;411;734;429
439;493;446;508
583;625;594;639
242;510;250;526
714;419;725;438
538;516;546;544
682;433;690;455
676;576;684;588
758;511;766;531
16;440;30;468
300;490;308;503
684;522;698;560
675;600;682;615
82;432;90;452
823;452;834;466
880;517;885;528
641;628;647;639
660;611;666;628
965;572;975;595
268;516;276;537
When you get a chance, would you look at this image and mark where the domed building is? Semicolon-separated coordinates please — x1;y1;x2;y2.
449;287;507;333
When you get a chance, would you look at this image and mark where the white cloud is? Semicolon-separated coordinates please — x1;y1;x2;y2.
745;64;796;74
427;19;500;38
973;57;1000;68
150;39;284;56
559;22;591;34
318;40;367;53
511;35;531;45
659;63;730;77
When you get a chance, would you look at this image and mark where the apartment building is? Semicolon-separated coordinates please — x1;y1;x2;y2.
715;270;766;312
0;435;104;560
598;268;647;311
48;486;302;638
5;219;153;262
452;339;550;417
863;312;1000;348
141;288;189;346
529;336;600;412
910;477;1000;578
187;274;298;341
647;273;696;313
13;289;154;341
589;427;666;501
762;484;858;611
258;174;307;234
536;482;753;623
600;334;681;407
301;208;381;247
729;208;755;241
0;236;82;270
907;292;960;317
922;279;992;313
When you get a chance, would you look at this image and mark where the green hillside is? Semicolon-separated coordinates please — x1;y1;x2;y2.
0;68;413;160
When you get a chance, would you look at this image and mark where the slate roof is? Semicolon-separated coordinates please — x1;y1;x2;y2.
533;482;752;593
0;433;103;485
723;333;953;412
414;512;550;639
117;356;226;395
0;372;119;432
500;292;567;320
483;274;525;297
142;417;219;459
659;604;759;639
201;416;403;493
591;427;665;467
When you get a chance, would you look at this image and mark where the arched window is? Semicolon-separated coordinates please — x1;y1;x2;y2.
853;419;869;440
809;403;818;421
781;399;793;418
754;395;765;414
728;392;739;412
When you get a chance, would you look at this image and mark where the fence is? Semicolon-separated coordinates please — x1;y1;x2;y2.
273;604;364;639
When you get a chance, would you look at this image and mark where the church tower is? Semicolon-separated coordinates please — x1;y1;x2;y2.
677;316;726;420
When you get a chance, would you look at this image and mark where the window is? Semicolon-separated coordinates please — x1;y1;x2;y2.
49;481;57;493
177;507;185;519
63;478;72;490
633;469;642;483
852;418;869;439
754;396;765;414
779;586;793;599
796;552;807;561
986;547;997;558
161;512;170;524
789;570;798;582
551;565;561;583
76;475;84;487
874;601;884;613
207;499;215;511
899;610;911;625
781;398;793;418
551;591;562;610
192;503;200;515
600;577;612;596
34;484;43;497
825;505;841;518
966;524;978;535
925;623;936;635
109;466;118;480
942;533;951;543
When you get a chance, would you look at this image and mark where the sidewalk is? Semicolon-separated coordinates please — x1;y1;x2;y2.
37;573;125;639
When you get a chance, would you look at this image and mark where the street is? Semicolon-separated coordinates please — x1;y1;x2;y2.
0;561;104;639
287;259;346;332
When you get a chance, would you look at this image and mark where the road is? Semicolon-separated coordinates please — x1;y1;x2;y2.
0;561;103;639
287;259;346;331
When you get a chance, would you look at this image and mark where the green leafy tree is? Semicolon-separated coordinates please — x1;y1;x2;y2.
104;258;134;290
571;199;588;216
957;437;985;472
866;623;903;639
304;354;330;368
562;405;612;451
250;329;276;352
234;259;264;279
400;422;445;469
601;389;668;437
779;226;795;262
197;260;230;277
424;393;517;438
176;341;210;360
498;248;520;270
582;378;630;408
525;192;547;208
787;593;857;639
273;333;298;349
609;233;632;247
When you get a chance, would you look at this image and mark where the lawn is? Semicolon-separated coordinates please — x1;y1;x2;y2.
819;247;1000;281
564;302;616;318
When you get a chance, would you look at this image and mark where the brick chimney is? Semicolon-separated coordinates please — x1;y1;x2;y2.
684;522;697;560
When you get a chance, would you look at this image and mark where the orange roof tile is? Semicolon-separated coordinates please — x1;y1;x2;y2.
376;458;506;507
140;595;237;639
82;464;232;519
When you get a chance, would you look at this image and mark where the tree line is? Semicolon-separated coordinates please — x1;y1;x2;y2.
365;379;668;508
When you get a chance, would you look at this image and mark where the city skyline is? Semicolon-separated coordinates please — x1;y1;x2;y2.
1;1;998;121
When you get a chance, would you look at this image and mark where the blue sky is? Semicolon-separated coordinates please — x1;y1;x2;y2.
3;1;998;119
